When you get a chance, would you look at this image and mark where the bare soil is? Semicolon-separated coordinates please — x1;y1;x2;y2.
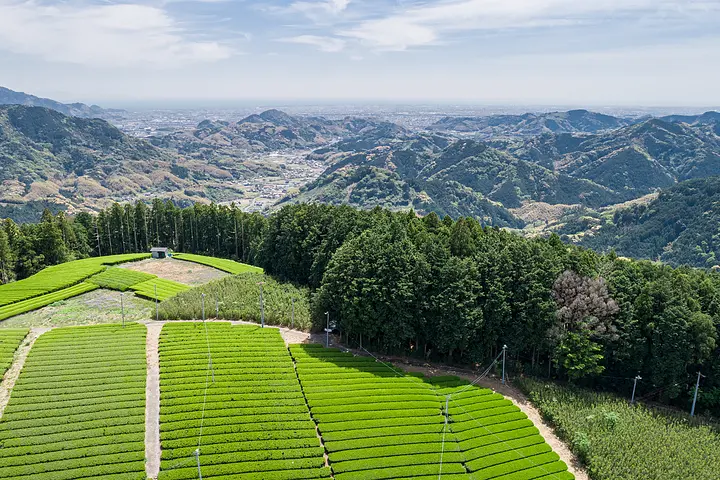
0;328;49;419
119;258;228;286
145;323;162;480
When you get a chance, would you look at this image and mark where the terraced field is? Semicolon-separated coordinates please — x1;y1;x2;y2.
0;329;28;376
0;254;149;307
0;282;99;321
131;278;190;301
157;322;330;480
88;268;156;291
0;324;147;480
291;345;574;480
172;253;263;275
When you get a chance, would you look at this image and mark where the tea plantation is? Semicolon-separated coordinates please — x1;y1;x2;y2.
0;329;28;376
0;324;147;480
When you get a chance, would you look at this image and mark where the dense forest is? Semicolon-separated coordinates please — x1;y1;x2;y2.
1;201;719;416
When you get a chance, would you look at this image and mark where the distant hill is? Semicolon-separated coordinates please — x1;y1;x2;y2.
580;176;720;267
429;109;638;137
0;86;123;118
0;105;228;221
504;118;720;199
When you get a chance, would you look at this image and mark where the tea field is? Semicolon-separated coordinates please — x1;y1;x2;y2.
172;253;263;275
0;324;147;480
157;323;330;480
0;329;28;376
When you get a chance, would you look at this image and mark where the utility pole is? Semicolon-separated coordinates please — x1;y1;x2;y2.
501;345;507;385
120;293;125;328
325;312;330;348
631;375;642;405
258;282;265;328
215;297;220;319
691;371;705;417
155;284;159;321
194;449;202;480
291;297;295;330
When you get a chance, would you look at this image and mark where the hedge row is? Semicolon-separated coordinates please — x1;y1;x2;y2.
0;324;147;479
87;267;156;291
158;322;328;480
0;282;99;320
0;329;28;377
172;253;263;275
130;278;190;301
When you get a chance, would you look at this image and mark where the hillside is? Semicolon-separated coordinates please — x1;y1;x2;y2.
429;109;638;136
0;105;228;219
0;86;122;118
579;176;720;267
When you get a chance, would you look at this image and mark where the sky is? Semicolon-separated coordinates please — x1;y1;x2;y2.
1;0;720;107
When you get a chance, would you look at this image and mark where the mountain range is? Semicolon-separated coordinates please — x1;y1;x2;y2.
0;86;122;118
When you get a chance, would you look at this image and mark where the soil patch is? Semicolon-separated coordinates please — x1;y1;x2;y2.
119;258;228;286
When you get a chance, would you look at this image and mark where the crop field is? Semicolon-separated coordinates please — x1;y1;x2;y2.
157;322;330;480
88;268;156;291
157;273;311;329
518;378;720;480
0;329;28;376
130;278;190;301
0;282;99;321
0;254;150;307
172;253;264;275
0;324;147;480
290;345;573;480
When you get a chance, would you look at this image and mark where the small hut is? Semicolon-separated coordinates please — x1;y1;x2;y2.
151;247;170;259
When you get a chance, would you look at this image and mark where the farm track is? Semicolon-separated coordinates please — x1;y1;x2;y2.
146;322;163;479
0;327;49;419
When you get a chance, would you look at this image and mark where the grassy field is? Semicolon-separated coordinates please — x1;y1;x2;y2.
0;324;147;480
172;253;263;275
291;345;573;480
517;378;720;480
0;329;28;377
157;322;330;480
157;273;311;329
0;289;153;329
0;254;149;307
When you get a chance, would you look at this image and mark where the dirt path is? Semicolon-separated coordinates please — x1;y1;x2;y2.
145;322;163;479
0;328;49;419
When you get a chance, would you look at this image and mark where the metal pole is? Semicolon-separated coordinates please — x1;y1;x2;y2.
631;375;641;404
326;311;330;348
259;284;265;328
215;297;219;319
691;371;703;417
501;345;507;385
155;284;158;321
194;449;202;480
291;297;295;330
120;293;125;328
201;294;205;321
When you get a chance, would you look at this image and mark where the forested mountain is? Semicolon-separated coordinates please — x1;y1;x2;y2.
580;176;720;267
0;86;122;118
430;109;638;136
503;118;720;199
0;105;228;221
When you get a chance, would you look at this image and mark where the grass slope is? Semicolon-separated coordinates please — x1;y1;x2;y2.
517;378;720;480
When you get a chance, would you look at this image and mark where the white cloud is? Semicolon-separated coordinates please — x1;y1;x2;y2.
287;0;350;23
338;0;712;50
280;35;346;52
0;1;234;67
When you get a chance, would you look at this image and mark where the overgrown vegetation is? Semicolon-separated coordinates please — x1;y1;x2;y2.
157;273;311;330
516;378;720;480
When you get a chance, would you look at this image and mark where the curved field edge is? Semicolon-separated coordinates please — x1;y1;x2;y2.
171;253;263;275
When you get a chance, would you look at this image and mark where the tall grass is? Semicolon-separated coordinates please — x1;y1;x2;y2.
157;273;311;330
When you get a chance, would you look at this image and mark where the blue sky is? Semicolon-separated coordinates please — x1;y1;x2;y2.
1;0;719;106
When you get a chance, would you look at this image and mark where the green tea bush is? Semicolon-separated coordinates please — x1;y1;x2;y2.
172;253;263;275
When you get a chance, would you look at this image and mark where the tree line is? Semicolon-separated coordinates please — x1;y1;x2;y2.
1;201;719;415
